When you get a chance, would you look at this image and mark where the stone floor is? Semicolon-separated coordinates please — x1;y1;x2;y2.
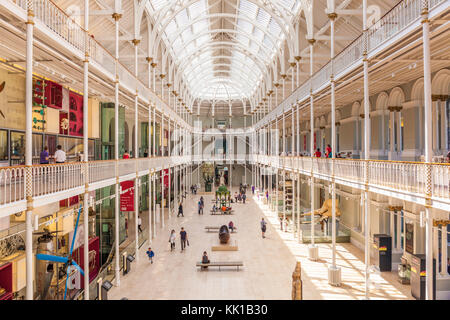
108;188;413;300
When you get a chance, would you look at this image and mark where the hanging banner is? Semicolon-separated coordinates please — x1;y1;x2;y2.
69;91;84;137
120;180;134;211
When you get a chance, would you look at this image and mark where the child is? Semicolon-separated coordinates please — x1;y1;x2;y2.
146;247;155;263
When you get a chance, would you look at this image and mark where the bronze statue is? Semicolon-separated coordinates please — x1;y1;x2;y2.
219;225;230;244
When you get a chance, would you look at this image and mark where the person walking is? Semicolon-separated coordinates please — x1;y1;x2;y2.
260;218;267;238
279;216;283;231
146;247;155;263
138;216;142;233
54;145;66;163
40;146;50;164
284;217;289;232
169;229;176;251
252;185;255;194
242;193;246;204
180;227;188;252
198;199;203;215
177;202;184;217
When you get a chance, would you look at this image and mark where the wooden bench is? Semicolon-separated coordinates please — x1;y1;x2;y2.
210;211;234;215
204;226;237;233
196;261;243;271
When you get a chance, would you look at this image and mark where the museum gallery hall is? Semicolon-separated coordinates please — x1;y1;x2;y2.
0;0;448;301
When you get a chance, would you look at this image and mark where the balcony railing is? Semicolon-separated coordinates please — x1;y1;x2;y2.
0;156;190;208
252;155;450;203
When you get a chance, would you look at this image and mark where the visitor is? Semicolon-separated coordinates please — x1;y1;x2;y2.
325;144;332;158
125;218;128;237
314;148;322;158
252;185;255;194
279;216;283;231
180;227;188;252
169;229;176;251
200;196;204;207
143;149;148;157
40;146;49;164
138;216;142;233
146;247;155;264
201;251;210;270
265;190;269;203
54;145;66;163
198;199;203;215
123;150;130;159
212;203;217;212
242;193;246;204
260;218;267;238
284;217;289;232
178;202;184;217
228;221;234;232
234;192;238;203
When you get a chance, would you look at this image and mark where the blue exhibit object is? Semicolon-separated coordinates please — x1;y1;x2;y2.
36;206;85;300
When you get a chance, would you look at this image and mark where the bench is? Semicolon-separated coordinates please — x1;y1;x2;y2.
204;226;237;233
210;211;234;215
196;261;243;271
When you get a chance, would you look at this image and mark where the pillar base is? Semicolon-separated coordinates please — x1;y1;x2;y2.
328;266;342;286
308;245;319;261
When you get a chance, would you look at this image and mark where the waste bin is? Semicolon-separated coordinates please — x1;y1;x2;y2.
373;234;392;272
97;279;113;300
123;252;135;275
410;254;435;300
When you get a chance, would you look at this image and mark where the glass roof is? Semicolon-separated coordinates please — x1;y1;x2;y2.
147;0;302;102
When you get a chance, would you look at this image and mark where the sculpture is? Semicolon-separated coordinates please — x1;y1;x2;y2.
219;225;230;244
301;199;341;222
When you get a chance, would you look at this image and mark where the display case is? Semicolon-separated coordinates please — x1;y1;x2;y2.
0;262;13;300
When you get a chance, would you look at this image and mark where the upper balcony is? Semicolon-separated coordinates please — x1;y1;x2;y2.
0;156;191;217
252;154;450;212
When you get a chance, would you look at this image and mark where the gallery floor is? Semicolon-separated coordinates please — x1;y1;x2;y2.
109;189;413;300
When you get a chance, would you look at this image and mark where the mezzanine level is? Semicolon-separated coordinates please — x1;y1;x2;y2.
251;155;450;212
0;156;191;217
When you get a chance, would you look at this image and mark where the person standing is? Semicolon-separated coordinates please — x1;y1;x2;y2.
125;218;128;238
180;227;188;252
169;229;176;251
198;200;202;215
252;185;255;194
146;247;155;263
325;144;332;158
314;148;322;158
178;202;184;217
138;216;142;233
242;193;246;204
40;146;49;164
260;218;267;238
54;145;66;163
279;216;284;231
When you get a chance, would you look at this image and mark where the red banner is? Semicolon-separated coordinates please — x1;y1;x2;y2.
120;180;134;211
69;91;83;137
